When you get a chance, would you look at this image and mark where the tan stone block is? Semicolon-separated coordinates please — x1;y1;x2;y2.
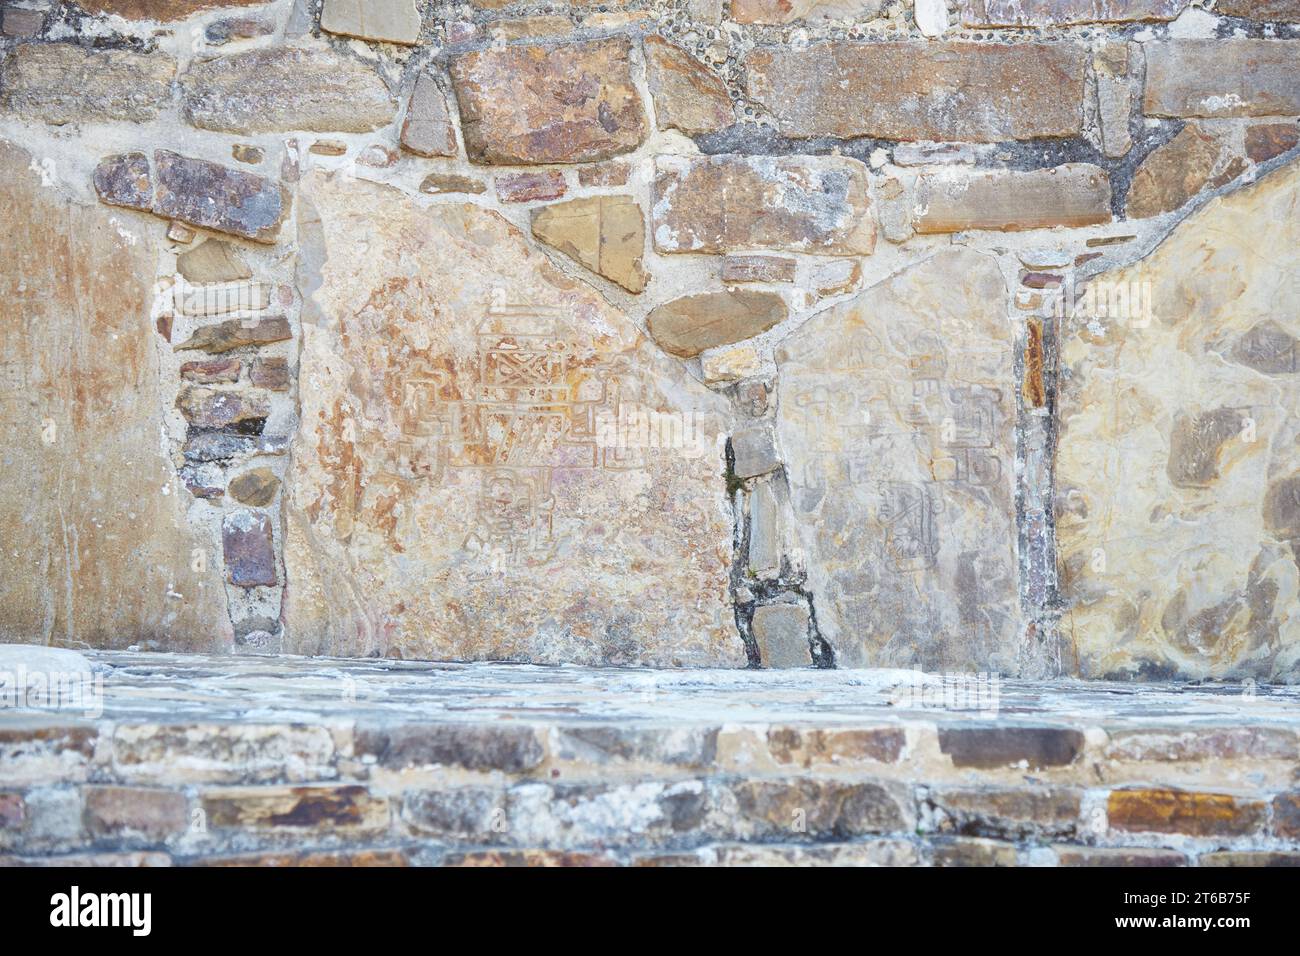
751;603;811;668
914;164;1111;233
0;43;174;124
958;0;1189;26
201;785;390;833
722;256;796;284
1126;125;1225;219
400;72;456;158
647;290;787;358
644;36;732;136
1109;788;1266;837
1144;41;1300;118
531;196;647;293
321;0;421;45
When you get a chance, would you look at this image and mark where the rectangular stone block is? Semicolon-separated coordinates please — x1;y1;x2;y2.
729;779;912;840
929;786;1081;839
0;43;175;124
152;151;290;244
354;724;544;772
1108;788;1267;837
1144;41;1300;118
83;786;188;842
915;165;1112;233
745;41;1086;141
450;39;646;164
652;154;874;256
110;724;336;785
722;256;797;284
775;249;1021;669
1054;846;1187;866
200;785;390;833
938;727;1085;769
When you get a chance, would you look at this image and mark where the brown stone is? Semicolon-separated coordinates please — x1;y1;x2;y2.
400;72;457;158
745;41;1086;141
494;170;567;204
182;47;396;134
195;849;410;866
930;787;1081;839
0;43;175;124
320;0;421;45
1215;0;1300;21
722;256;797;284
418;173;485;195
83;786;188;841
249;356;289;391
1246;123;1300;163
938;727;1084;769
731;0;884;23
1199;851;1300;866
180;358;241;384
643;36;732;136
175;317;291;354
152;151;291;244
0;140;230;651
450;39;647;164
530;196;647;293
80;1;265;19
201;785;388;832
1;8;43;36
652;154;874;256
355;724;545;772
308;141;348;157
444;850;619;867
578;162;631;188
930;837;1019;866
1108;788;1267;837
1144;41;1300;119
1024;317;1046;409
1126;126;1225;219
230;144;264;165
1273;792;1300;838
765;727;905;767
177;240;252;285
914;164;1111;233
93;153;152;211
222;510;277;588
958;0;1189;26
205;15;275;44
647;290;787;358
1055;846;1187;866
228;468;280;507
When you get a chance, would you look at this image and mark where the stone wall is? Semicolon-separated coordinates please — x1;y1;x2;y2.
0;0;1297;680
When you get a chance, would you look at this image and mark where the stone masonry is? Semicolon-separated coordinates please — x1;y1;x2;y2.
0;0;1297;686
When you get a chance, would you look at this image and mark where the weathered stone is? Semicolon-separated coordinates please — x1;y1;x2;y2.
765;727;905;767
152;151;290;244
643;36;732;136
915;165;1111;233
249;356;289;391
205;15;275;45
494;170;567;204
929;787;1081;839
1216;0;1300;20
1054;846;1187;866
746;476;783;576
284;174;742;665
93;153;152;211
228;468;280;507
308;141;348;157
730;0;884;23
652;154;874;256
181;47;396;134
930;837;1019;866
647;290;786;359
80;1;266;18
0;43;175;124
958;0;1189;26
84;786;188;841
450;39;647;164
722;256;796;284
111;723;334;785
938;727;1084;769
530;196;647;294
775;249;1019;669
1096;72;1134;159
180;358;241;385
578;162;631;188
400;72;456;158
1246;123;1299;163
731;425;779;479
1275;792;1300;838
0;141;229;651
550;725;719;770
806;258;863;303
401;786;507;840
177;279;271;317
1199;851;1300;866
1126;126;1226;219
356;145;397;169
892;142;975;166
222;510;277;588
745;42;1087;141
1144;41;1300;119
419;173;485;195
230;144;264;165
1108;788;1266;837
201;785;389;832
183;432;289;464
1105;728;1299;763
321;0;421;44
751;603;811;668
177;240;251;285
1;8;43;37
730;779;911;839
175;317;291;354
196;849;410;866
355;724;544;772
1056;162;1300;681
701;345;763;384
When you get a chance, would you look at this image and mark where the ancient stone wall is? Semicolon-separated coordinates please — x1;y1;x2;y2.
0;0;1297;679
